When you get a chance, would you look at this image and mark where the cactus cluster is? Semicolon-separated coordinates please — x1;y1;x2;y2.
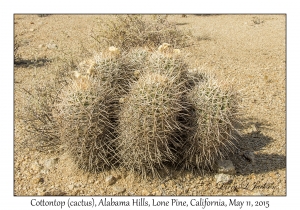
23;44;240;177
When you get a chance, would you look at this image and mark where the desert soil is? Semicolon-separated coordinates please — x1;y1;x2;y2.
14;14;286;196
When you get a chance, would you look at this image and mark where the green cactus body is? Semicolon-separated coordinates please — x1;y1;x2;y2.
183;76;238;171
56;78;117;172
118;72;185;178
148;52;188;83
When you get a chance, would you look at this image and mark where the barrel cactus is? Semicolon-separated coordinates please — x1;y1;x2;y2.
117;72;186;178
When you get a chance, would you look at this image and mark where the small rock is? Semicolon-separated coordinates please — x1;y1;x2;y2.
44;158;59;169
88;179;95;184
251;124;257;132
40;169;49;174
249;124;260;138
34;177;44;184
31;162;42;173
112;186;126;194
29;28;35;32
68;184;74;190
105;175;117;186
37;187;46;196
115;174;121;179
47;43;57;49
154;190;162;196
243;151;255;163
38;44;45;49
176;188;183;195
141;189;150;196
166;180;175;186
21;40;30;45
44;189;66;196
217;160;236;175
215;173;233;184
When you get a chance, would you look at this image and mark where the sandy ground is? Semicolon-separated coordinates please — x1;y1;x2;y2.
14;14;286;196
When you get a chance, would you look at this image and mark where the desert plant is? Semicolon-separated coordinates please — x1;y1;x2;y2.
14;34;21;63
182;74;240;171
252;16;264;25
123;47;150;73
117;72;187;178
19;68;67;152
20;84;60;151
55;77;117;172
147;51;188;83
91;15;192;51
79;48;138;96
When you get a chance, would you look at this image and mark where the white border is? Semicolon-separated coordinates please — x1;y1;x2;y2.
2;0;297;209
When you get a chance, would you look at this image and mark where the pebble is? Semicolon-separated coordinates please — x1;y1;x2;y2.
37;187;46;196
249;124;260;138
217;160;236;175
215;173;233;184
31;162;42;173
34;177;44;184
105;175;117;186
40;169;49;174
251;124;258;132
44;189;65;196
112;186;126;194
68;184;74;190
47;43;57;49
88;179;95;184
141;189;150;196
29;28;35;32
44;158;59;169
154;190;162;196
176;188;183;195
243;151;255;163
38;44;45;49
21;40;30;45
166;180;175;186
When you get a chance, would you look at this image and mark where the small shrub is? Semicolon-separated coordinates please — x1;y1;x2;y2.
20;80;61;151
92;15;192;51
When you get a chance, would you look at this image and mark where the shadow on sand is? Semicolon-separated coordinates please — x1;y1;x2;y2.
14;57;51;68
229;118;286;176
